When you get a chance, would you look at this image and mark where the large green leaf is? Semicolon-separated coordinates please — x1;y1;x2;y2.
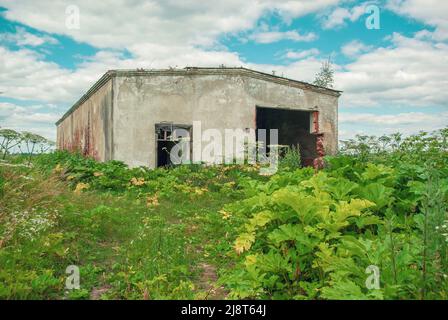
354;183;394;210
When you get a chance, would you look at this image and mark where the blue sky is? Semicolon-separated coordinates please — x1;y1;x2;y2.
0;0;447;141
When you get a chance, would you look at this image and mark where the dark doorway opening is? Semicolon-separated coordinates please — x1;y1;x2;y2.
256;107;317;166
156;123;192;167
157;140;177;167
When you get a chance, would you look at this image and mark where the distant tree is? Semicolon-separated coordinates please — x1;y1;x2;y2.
313;57;334;88
40;139;55;154
0;128;54;163
20;132;47;164
0;129;22;159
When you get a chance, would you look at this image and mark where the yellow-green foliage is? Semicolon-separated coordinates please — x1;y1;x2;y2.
0;128;447;300
219;135;448;300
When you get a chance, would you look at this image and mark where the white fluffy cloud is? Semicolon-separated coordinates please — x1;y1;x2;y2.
339;111;448;139
0;0;339;49
0;45;245;104
0;27;58;47
321;3;367;29
0;46;100;103
247;56;325;83
341;40;372;57
340;111;448;126
284;48;320;59
0;0;341;104
249;30;317;43
387;0;448;41
336;32;448;108
0;102;60;139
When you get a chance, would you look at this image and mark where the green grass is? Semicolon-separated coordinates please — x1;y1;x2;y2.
0;161;246;299
0;127;447;300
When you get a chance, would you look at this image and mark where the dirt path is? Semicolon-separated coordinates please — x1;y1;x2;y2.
197;262;227;300
90;285;112;300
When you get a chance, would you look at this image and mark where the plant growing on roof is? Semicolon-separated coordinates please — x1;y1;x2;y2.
313;57;334;89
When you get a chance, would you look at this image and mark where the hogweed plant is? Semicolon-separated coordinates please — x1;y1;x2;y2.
0;128;447;299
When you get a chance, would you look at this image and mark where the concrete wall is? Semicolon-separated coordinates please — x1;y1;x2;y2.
112;72;339;168
57;79;113;161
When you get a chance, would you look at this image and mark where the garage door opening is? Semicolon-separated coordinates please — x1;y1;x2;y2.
156;123;192;167
256;107;319;167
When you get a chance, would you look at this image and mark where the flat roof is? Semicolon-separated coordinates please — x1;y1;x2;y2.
56;67;342;125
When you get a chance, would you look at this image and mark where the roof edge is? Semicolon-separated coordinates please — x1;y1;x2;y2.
56;67;342;126
55;71;114;125
110;67;341;95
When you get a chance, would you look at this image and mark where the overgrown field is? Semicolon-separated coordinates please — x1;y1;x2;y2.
0;129;447;300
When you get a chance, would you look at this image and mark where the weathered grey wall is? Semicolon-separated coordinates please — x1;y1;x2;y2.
112;72;339;168
57;79;113;161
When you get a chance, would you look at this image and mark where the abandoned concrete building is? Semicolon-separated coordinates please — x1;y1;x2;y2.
56;67;341;168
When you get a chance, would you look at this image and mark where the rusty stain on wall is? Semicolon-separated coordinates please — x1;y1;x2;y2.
56;76;113;161
311;111;325;170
